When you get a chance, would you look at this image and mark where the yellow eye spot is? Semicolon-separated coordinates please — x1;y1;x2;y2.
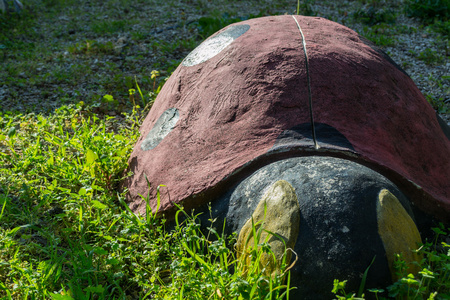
376;189;422;281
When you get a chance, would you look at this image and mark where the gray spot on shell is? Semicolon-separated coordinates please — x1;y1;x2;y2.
141;108;179;151
182;24;250;67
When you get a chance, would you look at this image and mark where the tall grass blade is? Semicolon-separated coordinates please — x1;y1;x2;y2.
181;241;211;269
0;199;7;221
135;76;146;106
119;196;144;226
155;184;164;216
358;256;376;297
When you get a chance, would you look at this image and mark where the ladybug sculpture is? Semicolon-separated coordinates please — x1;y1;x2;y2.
125;16;450;299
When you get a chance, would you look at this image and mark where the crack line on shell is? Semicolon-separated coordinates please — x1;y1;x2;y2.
292;15;319;150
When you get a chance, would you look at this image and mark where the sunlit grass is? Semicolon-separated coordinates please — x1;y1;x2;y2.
0;102;296;299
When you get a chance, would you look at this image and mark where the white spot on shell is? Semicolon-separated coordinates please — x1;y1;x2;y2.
182;25;250;66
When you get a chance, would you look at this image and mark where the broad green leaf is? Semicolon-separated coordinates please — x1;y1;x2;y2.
47;156;54;166
103;94;114;102
83;244;94;251
49;293;74;300
84;285;105;293
92;200;107;210
93;247;108;255
107;258;120;265
57;187;71;193
78;188;87;196
91;184;104;191
86;149;97;164
7;127;16;137
117;149;127;156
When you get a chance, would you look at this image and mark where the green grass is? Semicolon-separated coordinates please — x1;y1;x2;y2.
0;103;294;299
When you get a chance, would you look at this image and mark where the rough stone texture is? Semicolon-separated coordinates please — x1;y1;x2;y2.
236;180;300;278
203;156;417;299
377;189;423;281
125;15;450;222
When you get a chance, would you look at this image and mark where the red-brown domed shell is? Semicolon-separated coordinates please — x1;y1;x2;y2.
125;15;450;222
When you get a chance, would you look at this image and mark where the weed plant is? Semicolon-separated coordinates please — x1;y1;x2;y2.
386;225;450;300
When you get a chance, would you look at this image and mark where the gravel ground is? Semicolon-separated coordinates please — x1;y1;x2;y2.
0;0;448;123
